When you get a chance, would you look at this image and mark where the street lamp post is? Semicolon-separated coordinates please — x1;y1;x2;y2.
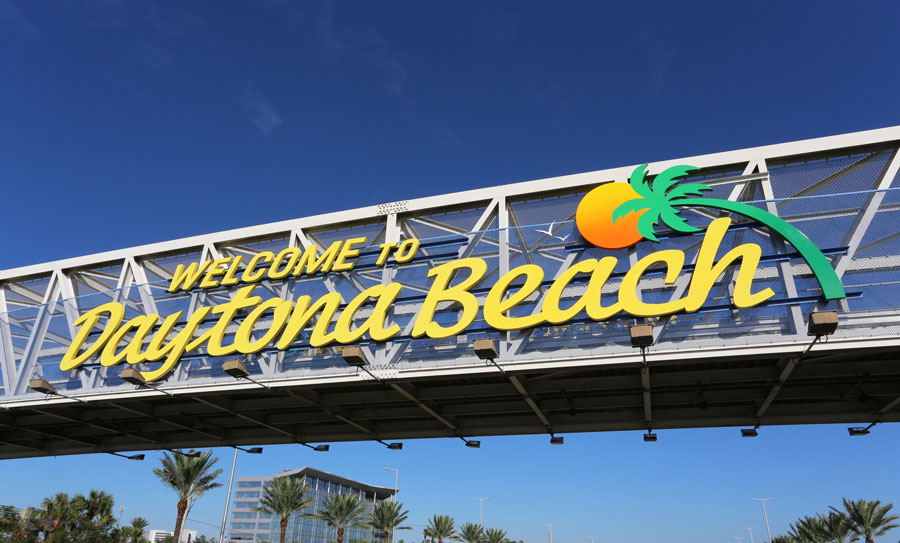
385;468;399;543
472;497;492;526
218;447;263;543
745;527;757;543
752;498;775;543
544;524;555;543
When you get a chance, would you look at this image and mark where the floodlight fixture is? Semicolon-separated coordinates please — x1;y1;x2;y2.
120;367;146;386
171;449;202;458
342;346;368;367
808;310;838;337
223;359;251;379
464;440;481;449
550;435;564;445
848;422;876;437
298;442;330;452
741;428;759;438
386;442;403;450
236;446;263;454
29;378;57;395
473;338;499;360
108;452;145;461
629;324;654;348
643;432;658;442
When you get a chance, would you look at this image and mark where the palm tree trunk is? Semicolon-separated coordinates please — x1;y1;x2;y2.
280;517;288;543
384;528;390;543
674;198;845;300
338;525;345;543
173;498;188;543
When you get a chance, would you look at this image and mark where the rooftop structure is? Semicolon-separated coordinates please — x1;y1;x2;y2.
228;467;395;543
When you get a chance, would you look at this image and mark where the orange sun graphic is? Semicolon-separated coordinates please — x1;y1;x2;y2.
576;182;646;249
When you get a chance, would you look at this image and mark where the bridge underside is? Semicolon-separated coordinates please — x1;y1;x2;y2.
2;344;899;460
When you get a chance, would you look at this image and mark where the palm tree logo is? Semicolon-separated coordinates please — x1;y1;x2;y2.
575;163;845;300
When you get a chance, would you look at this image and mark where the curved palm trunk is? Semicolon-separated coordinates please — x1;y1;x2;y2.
280;516;289;543
384;528;390;543
674;198;846;300
173;498;188;543
338;524;345;543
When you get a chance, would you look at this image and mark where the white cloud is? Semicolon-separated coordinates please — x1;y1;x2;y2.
241;87;283;136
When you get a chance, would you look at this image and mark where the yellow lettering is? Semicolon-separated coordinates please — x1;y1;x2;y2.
221;255;244;287
233;298;293;354
333;284;403;343
241;252;274;283
332;237;367;272
376;242;397;266
276;293;343;349
619;250;687;317
686;217;775;310
268;248;301;280
542;258;620;323
292;241;342;276
168;261;212;292
60;302;126;371
191;285;263;356
140;307;213;381
394;239;419;263
483;264;545;330
412;258;487;339
199;258;232;289
99;314;159;367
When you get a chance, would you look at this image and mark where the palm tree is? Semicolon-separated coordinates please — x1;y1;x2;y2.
791;515;828;543
316;492;368;543
484;528;510;543
772;536;798;543
253;476;314;543
819;512;857;543
152;450;222;543
72;489;115;527
426;515;459;543
39;493;73;541
832;498;899;543
458;522;485;543
612;163;845;300
125;517;151;543
367;500;412;543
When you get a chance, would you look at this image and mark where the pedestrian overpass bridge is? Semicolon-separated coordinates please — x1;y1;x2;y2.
1;126;900;459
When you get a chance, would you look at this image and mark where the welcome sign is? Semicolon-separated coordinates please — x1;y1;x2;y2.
60;164;845;382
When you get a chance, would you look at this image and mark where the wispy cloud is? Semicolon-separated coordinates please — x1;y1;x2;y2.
308;1;408;96
0;0;37;37
362;31;407;96
241;87;283;136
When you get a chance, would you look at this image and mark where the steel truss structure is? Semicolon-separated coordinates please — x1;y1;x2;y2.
2;126;900;459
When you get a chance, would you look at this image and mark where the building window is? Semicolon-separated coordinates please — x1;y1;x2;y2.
237;480;263;488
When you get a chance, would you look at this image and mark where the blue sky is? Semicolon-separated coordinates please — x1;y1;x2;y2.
1;1;900;542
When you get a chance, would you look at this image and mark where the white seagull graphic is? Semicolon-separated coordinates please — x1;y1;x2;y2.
536;221;569;242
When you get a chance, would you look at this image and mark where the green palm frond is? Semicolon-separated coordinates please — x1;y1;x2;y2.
651;165;699;195
665;182;711;200
611;198;652;223
628;163;654;199
659;208;702;234
636;209;661;242
619;163;709;242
